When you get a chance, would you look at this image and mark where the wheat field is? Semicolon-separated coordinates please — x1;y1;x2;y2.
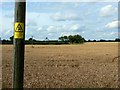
2;42;119;88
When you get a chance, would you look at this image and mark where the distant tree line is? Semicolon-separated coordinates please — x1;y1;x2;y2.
58;35;85;44
1;35;120;45
87;38;120;42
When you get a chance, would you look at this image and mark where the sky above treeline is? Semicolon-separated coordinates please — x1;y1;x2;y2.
1;1;119;40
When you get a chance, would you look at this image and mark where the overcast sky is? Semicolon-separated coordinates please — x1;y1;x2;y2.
1;1;119;40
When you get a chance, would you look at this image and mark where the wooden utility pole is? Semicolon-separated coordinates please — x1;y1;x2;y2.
13;0;26;89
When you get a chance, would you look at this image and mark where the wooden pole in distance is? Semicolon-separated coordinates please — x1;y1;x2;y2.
13;0;26;89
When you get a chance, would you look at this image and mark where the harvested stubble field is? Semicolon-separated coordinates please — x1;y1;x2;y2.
2;42;119;88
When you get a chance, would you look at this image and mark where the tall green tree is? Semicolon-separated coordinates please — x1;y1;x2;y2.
9;35;14;42
59;36;64;41
68;35;74;43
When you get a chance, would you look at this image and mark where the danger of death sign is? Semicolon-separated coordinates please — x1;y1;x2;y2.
14;22;24;39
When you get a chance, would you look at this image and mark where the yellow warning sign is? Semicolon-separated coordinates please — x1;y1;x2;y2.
14;22;24;39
